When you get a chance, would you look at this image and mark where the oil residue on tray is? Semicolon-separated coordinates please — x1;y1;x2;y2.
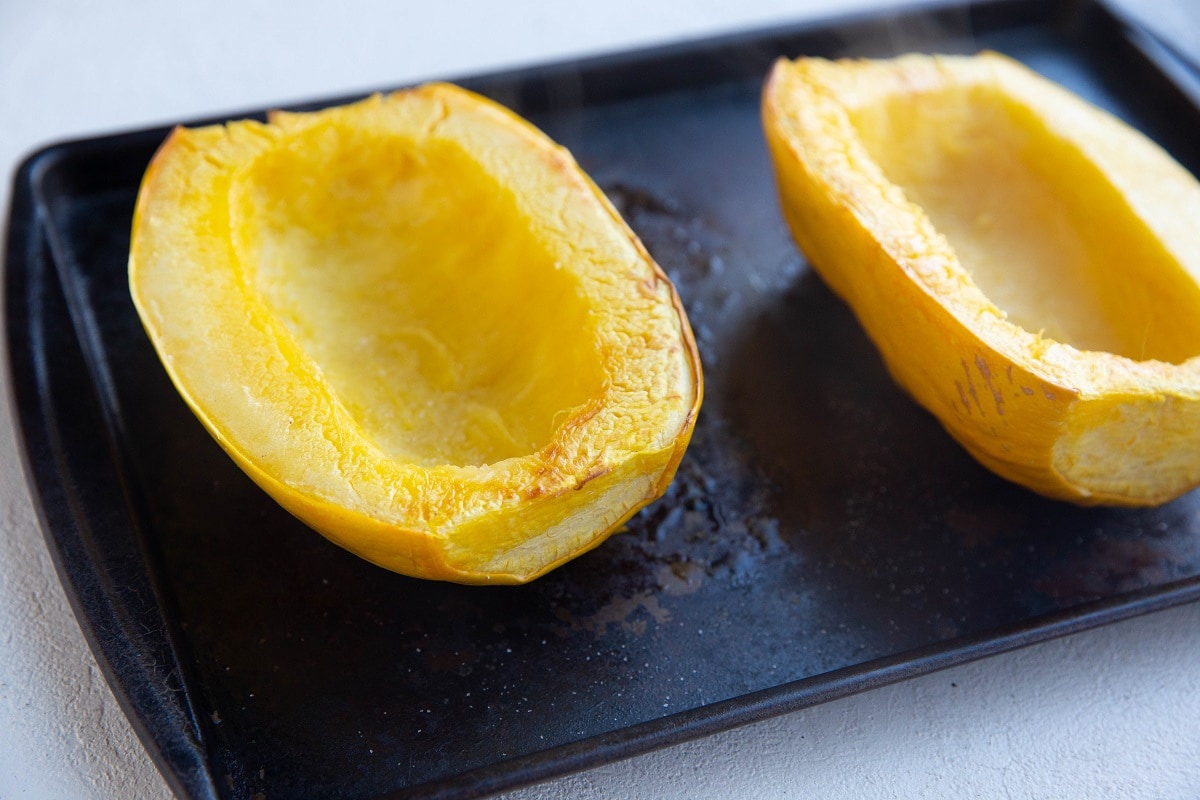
564;182;798;603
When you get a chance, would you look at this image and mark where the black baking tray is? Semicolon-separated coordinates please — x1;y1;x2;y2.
8;1;1200;798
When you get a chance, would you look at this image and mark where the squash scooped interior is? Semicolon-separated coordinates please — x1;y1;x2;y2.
238;127;604;468
848;83;1200;364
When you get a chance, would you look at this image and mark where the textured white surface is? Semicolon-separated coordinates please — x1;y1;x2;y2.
2;1;1200;799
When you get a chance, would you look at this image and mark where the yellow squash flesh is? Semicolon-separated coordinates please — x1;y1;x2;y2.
763;52;1200;506
130;84;701;583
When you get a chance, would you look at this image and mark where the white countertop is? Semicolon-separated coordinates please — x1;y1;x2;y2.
3;1;1200;798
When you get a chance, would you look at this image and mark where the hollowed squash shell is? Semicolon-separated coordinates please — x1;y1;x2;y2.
129;84;701;583
763;52;1200;506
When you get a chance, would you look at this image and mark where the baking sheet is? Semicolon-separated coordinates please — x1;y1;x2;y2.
8;1;1200;798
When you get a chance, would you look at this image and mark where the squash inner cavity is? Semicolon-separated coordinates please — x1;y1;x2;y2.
236;125;605;468
849;84;1200;363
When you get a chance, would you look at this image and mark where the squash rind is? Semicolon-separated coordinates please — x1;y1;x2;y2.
763;52;1200;506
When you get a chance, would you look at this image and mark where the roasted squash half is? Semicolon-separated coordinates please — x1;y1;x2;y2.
763;52;1200;506
129;84;701;583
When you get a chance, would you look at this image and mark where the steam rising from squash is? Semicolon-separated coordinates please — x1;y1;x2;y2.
763;52;1200;506
130;84;701;583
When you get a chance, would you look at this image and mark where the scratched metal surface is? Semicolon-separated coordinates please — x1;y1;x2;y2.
11;2;1200;799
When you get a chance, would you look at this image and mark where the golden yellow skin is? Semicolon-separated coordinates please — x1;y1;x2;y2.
763;52;1200;506
129;84;701;583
